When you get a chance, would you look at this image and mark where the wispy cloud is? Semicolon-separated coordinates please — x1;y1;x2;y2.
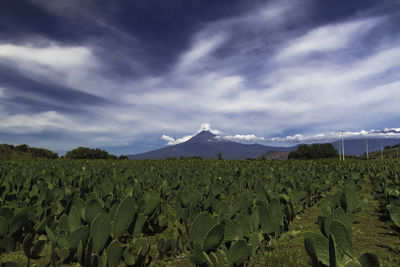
1;0;399;154
0;43;94;69
220;134;265;142
162;127;400;147
268;129;400;143
176;33;229;72
275;17;382;61
161;134;193;146
0;111;106;134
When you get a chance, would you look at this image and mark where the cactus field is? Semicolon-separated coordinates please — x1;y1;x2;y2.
0;158;400;266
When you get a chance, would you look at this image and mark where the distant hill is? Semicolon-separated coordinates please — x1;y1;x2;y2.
128;131;400;160
331;138;400;156
363;143;400;159
128;131;297;159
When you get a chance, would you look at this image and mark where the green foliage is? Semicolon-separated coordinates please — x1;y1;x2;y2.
288;143;338;159
113;196;135;239
68;226;89;249
387;205;400;227
227;239;250;266
28;147;58;159
304;174;383;267
304;232;330;266
90;213;111;254
189;212;217;244
204;224;224;251
1;262;20;267
106;240;122;267
0;143;58;158
0;216;8;238
15;144;30;153
65;146;117;159
1;157;398;266
22;233;47;265
359;253;380;267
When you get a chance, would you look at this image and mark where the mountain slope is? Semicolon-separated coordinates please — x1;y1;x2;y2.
331;138;400;156
128;131;296;159
128;131;400;159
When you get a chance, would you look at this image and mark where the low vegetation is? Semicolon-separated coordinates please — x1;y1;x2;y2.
0;144;58;159
288;143;338;160
0;144;128;160
1;158;399;266
64;147;118;160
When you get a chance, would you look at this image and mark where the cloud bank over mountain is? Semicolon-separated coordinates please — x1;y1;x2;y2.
160;124;400;147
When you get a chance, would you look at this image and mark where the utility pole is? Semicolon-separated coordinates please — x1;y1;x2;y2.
397;147;399;159
341;131;345;161
381;144;383;159
366;137;369;159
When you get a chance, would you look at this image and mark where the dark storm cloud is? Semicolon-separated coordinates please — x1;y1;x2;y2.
0;1;82;44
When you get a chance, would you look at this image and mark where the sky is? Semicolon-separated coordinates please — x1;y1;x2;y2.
1;0;400;155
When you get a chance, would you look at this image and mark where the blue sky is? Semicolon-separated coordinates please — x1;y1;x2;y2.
1;0;400;155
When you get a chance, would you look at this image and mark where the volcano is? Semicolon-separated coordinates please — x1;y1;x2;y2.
127;131;297;159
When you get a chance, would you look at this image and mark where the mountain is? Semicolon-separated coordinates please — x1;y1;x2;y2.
128;131;400;159
128;131;297;159
331;138;400;156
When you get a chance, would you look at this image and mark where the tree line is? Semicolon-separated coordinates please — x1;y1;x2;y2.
0;144;58;159
0;144;128;160
64;147;128;160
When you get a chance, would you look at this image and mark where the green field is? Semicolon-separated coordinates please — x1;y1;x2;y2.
0;158;399;266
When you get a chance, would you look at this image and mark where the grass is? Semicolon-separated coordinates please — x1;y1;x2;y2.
0;245;80;267
252;205;322;266
253;177;400;267
352;177;400;266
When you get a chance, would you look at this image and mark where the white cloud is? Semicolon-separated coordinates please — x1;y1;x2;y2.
2;0;400;154
176;33;229;72
198;123;222;135
161;123;268;145
221;134;265;142
160;123;223;146
276;17;382;61
161;126;400;148
268;129;400;143
118;8;400;150
0;43;94;69
160;135;175;143
0;111;106;134
0;42;105;97
161;134;194;146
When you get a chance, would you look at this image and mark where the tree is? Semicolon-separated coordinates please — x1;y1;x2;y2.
65;147;117;159
0;144;15;154
29;147;58;158
288;143;338;159
0;143;58;158
15;144;30;153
